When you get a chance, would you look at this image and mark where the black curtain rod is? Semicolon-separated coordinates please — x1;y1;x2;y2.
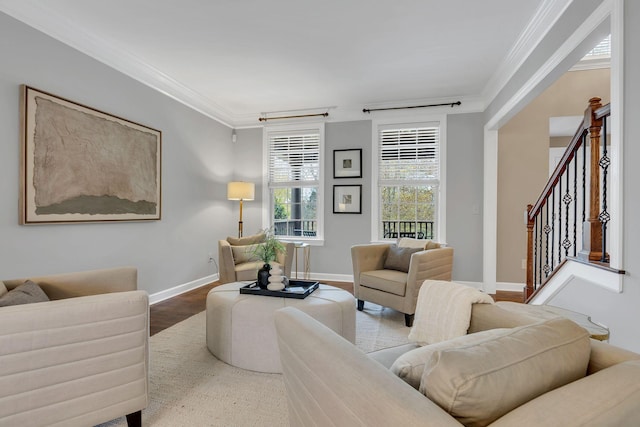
363;101;461;114
259;112;329;122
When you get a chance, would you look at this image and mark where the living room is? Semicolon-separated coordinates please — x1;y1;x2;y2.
1;0;638;348
1;0;640;424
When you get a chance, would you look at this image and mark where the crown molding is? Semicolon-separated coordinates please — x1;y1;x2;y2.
0;1;238;128
485;0;612;131
481;0;573;107
0;1;558;130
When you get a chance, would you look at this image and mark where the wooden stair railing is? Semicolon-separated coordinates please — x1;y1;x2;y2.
525;98;612;301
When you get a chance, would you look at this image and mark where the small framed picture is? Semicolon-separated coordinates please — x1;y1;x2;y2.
333;149;362;178
333;185;362;214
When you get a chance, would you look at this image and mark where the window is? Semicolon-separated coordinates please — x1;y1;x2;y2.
264;123;324;241
372;118;445;242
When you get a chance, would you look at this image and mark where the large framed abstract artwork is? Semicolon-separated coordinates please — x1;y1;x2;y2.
20;86;162;224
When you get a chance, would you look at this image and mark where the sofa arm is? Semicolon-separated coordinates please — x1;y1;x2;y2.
404;247;454;313
218;240;237;284
351;244;389;293
275;307;462;426
2;266;137;300
0;290;149;426
491;360;640;426
587;339;640;374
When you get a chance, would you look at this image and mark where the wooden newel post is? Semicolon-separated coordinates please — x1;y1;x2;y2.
525;204;535;301
578;97;604;262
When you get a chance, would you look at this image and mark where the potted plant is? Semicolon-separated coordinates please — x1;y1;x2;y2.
253;229;285;289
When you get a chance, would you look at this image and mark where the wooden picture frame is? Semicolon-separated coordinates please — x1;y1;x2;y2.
20;85;162;224
333;185;362;214
333;148;362;178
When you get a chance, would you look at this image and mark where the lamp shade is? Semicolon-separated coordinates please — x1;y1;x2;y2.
227;181;255;201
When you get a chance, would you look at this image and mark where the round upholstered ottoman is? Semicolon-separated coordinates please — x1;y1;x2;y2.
206;282;355;373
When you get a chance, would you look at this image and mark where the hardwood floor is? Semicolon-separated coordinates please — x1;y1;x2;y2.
150;280;524;336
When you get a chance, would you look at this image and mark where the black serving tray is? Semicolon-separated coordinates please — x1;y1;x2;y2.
239;280;319;299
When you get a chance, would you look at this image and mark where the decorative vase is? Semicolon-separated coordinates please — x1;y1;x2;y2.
257;263;271;289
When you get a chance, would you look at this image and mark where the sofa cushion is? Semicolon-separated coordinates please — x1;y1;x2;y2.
360;270;407;296
397;238;441;250
383;245;422;272
420;318;591;427
227;233;266;246
231;244;263;265
0;280;50;307
0;281;7;297
391;328;509;389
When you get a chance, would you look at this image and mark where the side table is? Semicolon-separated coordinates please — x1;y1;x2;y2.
495;302;610;341
293;242;310;279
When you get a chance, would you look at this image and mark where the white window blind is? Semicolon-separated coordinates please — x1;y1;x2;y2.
268;131;320;187
378;125;440;183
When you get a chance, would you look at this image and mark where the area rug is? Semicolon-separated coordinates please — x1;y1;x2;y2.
98;303;410;427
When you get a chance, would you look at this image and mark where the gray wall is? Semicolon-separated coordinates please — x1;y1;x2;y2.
236;116;485;282
446;113;484;281
0;13;235;296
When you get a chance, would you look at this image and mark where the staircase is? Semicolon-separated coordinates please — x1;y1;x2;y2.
524;98;624;303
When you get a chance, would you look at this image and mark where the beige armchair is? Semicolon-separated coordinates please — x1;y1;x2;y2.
0;267;148;427
218;233;295;284
351;242;453;327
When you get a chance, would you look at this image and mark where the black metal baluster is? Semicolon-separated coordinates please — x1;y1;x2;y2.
599;117;610;262
534;215;538;287
563;169;572;257
573;150;578;257
544;200;550;278
540;208;544;284
582;134;587;223
558;179;562;265
551;189;555;272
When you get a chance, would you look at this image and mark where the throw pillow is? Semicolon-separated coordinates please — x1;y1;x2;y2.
391;328;510;389
419;318;590;427
0;281;7;298
383;245;422;272
227;233;266;246
424;240;441;250
0;280;50;307
231;244;263;265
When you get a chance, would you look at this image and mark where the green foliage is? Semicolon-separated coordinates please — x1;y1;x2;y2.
274;197;287;220
252;228;286;264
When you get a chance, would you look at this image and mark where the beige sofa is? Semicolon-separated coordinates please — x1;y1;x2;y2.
0;267;149;427
275;303;640;426
219;233;294;284
351;242;453;326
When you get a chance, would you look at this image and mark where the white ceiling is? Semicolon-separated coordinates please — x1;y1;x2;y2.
0;0;572;127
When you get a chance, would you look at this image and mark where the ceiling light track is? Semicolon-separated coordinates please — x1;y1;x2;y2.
258;112;329;122
362;101;461;114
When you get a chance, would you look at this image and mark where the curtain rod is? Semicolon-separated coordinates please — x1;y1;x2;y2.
259;112;329;122
363;101;461;113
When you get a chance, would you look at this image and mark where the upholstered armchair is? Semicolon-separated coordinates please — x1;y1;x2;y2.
351;240;453;327
0;267;148;427
218;233;295;284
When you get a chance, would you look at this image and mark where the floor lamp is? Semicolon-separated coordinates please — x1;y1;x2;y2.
227;181;255;238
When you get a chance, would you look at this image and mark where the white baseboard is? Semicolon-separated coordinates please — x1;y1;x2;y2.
149;273;218;305
496;282;526;292
304;272;353;283
147;273;522;305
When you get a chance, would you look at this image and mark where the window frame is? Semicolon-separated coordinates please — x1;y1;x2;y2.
262;122;325;245
371;114;447;243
